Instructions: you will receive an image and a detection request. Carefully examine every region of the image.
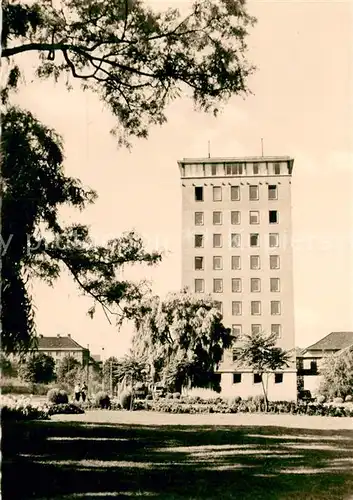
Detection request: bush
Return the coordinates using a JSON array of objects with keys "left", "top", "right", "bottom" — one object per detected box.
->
[
  {"left": 0, "top": 396, "right": 50, "bottom": 421},
  {"left": 48, "top": 403, "right": 85, "bottom": 416},
  {"left": 333, "top": 397, "right": 344, "bottom": 404},
  {"left": 47, "top": 389, "right": 69, "bottom": 404},
  {"left": 120, "top": 390, "right": 133, "bottom": 410},
  {"left": 232, "top": 396, "right": 242, "bottom": 404},
  {"left": 95, "top": 391, "right": 111, "bottom": 409},
  {"left": 316, "top": 395, "right": 326, "bottom": 404},
  {"left": 345, "top": 395, "right": 352, "bottom": 403}
]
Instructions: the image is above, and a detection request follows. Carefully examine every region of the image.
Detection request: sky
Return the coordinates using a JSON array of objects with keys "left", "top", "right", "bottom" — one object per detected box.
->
[{"left": 12, "top": 0, "right": 353, "bottom": 359}]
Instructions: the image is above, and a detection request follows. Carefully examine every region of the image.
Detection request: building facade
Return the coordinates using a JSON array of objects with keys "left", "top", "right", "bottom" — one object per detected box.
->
[{"left": 178, "top": 156, "right": 297, "bottom": 400}]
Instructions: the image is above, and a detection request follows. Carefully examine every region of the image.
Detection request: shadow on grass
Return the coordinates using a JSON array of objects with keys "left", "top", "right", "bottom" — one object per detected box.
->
[{"left": 2, "top": 419, "right": 353, "bottom": 499}]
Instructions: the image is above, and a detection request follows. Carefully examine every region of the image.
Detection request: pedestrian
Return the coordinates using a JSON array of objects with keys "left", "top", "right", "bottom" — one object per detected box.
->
[
  {"left": 74, "top": 383, "right": 81, "bottom": 402},
  {"left": 81, "top": 382, "right": 87, "bottom": 402}
]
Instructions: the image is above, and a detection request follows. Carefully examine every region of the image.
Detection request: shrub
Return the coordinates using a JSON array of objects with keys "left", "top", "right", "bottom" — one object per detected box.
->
[
  {"left": 333, "top": 397, "right": 344, "bottom": 404},
  {"left": 232, "top": 396, "right": 242, "bottom": 404},
  {"left": 345, "top": 395, "right": 352, "bottom": 403},
  {"left": 1, "top": 396, "right": 50, "bottom": 421},
  {"left": 316, "top": 395, "right": 326, "bottom": 404},
  {"left": 95, "top": 391, "right": 111, "bottom": 409},
  {"left": 120, "top": 390, "right": 133, "bottom": 410},
  {"left": 47, "top": 388, "right": 69, "bottom": 404},
  {"left": 48, "top": 403, "right": 85, "bottom": 416}
]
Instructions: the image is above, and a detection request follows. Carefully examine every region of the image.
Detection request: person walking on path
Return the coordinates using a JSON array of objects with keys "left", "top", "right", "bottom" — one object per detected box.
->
[
  {"left": 81, "top": 382, "right": 88, "bottom": 402},
  {"left": 74, "top": 383, "right": 81, "bottom": 402}
]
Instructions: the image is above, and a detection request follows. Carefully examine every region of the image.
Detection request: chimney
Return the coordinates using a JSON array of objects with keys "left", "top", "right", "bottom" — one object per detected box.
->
[
  {"left": 57, "top": 334, "right": 60, "bottom": 338},
  {"left": 39, "top": 334, "right": 43, "bottom": 338},
  {"left": 67, "top": 334, "right": 71, "bottom": 338}
]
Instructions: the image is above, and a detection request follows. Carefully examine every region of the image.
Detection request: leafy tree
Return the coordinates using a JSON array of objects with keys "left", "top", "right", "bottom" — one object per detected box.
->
[
  {"left": 1, "top": 107, "right": 161, "bottom": 354},
  {"left": 235, "top": 331, "right": 292, "bottom": 411},
  {"left": 127, "top": 290, "right": 233, "bottom": 393},
  {"left": 0, "top": 354, "right": 18, "bottom": 378},
  {"left": 56, "top": 355, "right": 81, "bottom": 381},
  {"left": 2, "top": 0, "right": 256, "bottom": 145},
  {"left": 18, "top": 352, "right": 56, "bottom": 383},
  {"left": 319, "top": 347, "right": 353, "bottom": 400},
  {"left": 102, "top": 356, "right": 119, "bottom": 391},
  {"left": 113, "top": 352, "right": 148, "bottom": 387}
]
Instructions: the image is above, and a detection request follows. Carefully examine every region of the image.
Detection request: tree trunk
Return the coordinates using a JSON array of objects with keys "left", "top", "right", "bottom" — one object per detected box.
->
[{"left": 260, "top": 373, "right": 268, "bottom": 412}]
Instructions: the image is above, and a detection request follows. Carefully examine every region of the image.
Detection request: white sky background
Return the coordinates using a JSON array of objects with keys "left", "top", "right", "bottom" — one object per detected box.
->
[{"left": 12, "top": 0, "right": 353, "bottom": 358}]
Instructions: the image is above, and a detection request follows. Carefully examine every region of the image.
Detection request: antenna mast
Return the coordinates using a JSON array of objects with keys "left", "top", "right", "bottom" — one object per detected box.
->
[
  {"left": 208, "top": 140, "right": 211, "bottom": 159},
  {"left": 261, "top": 138, "right": 264, "bottom": 157}
]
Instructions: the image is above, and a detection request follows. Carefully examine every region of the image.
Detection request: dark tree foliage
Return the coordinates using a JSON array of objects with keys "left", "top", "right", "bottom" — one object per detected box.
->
[
  {"left": 2, "top": 0, "right": 256, "bottom": 144},
  {"left": 1, "top": 107, "right": 161, "bottom": 354},
  {"left": 18, "top": 352, "right": 56, "bottom": 383}
]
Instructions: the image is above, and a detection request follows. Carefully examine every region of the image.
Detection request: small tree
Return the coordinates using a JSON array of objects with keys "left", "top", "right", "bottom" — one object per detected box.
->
[
  {"left": 18, "top": 353, "right": 56, "bottom": 384},
  {"left": 319, "top": 348, "right": 353, "bottom": 400},
  {"left": 56, "top": 355, "right": 81, "bottom": 382},
  {"left": 236, "top": 331, "right": 292, "bottom": 411}
]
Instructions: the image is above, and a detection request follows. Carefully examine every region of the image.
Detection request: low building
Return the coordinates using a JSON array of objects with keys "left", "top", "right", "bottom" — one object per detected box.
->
[
  {"left": 37, "top": 334, "right": 90, "bottom": 366},
  {"left": 297, "top": 331, "right": 353, "bottom": 394}
]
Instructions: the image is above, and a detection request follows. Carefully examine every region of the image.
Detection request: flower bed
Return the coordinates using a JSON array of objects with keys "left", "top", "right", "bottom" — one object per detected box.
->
[
  {"left": 48, "top": 403, "right": 85, "bottom": 416},
  {"left": 0, "top": 395, "right": 50, "bottom": 421}
]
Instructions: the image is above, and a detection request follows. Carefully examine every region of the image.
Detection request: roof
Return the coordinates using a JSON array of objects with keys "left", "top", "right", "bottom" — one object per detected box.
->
[
  {"left": 305, "top": 332, "right": 353, "bottom": 352},
  {"left": 37, "top": 335, "right": 85, "bottom": 350},
  {"left": 178, "top": 156, "right": 293, "bottom": 165}
]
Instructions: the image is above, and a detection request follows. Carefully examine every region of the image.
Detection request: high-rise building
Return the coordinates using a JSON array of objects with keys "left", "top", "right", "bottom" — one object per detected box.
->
[{"left": 178, "top": 156, "right": 297, "bottom": 401}]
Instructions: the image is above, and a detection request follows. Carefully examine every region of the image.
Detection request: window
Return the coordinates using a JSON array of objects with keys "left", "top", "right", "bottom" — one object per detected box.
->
[
  {"left": 195, "top": 212, "right": 204, "bottom": 225},
  {"left": 194, "top": 279, "right": 204, "bottom": 293},
  {"left": 269, "top": 233, "right": 279, "bottom": 247},
  {"left": 194, "top": 257, "right": 204, "bottom": 270},
  {"left": 274, "top": 162, "right": 281, "bottom": 175},
  {"left": 250, "top": 255, "right": 260, "bottom": 270},
  {"left": 251, "top": 278, "right": 261, "bottom": 293},
  {"left": 270, "top": 277, "right": 280, "bottom": 292},
  {"left": 213, "top": 233, "right": 222, "bottom": 248},
  {"left": 253, "top": 164, "right": 259, "bottom": 175},
  {"left": 270, "top": 255, "right": 280, "bottom": 269},
  {"left": 195, "top": 234, "right": 204, "bottom": 248},
  {"left": 251, "top": 324, "right": 262, "bottom": 334},
  {"left": 213, "top": 256, "right": 223, "bottom": 270},
  {"left": 251, "top": 301, "right": 261, "bottom": 315},
  {"left": 275, "top": 373, "right": 283, "bottom": 384},
  {"left": 211, "top": 164, "right": 217, "bottom": 176},
  {"left": 268, "top": 185, "right": 277, "bottom": 200},
  {"left": 213, "top": 211, "right": 222, "bottom": 225},
  {"left": 271, "top": 324, "right": 282, "bottom": 338},
  {"left": 269, "top": 210, "right": 278, "bottom": 224},
  {"left": 231, "top": 255, "right": 241, "bottom": 270},
  {"left": 232, "top": 278, "right": 242, "bottom": 293},
  {"left": 249, "top": 211, "right": 260, "bottom": 224},
  {"left": 271, "top": 301, "right": 281, "bottom": 315},
  {"left": 195, "top": 186, "right": 203, "bottom": 201},
  {"left": 232, "top": 324, "right": 242, "bottom": 337},
  {"left": 226, "top": 163, "right": 243, "bottom": 175},
  {"left": 233, "top": 373, "right": 242, "bottom": 384},
  {"left": 232, "top": 301, "right": 242, "bottom": 316},
  {"left": 253, "top": 374, "right": 262, "bottom": 384},
  {"left": 250, "top": 233, "right": 259, "bottom": 247},
  {"left": 231, "top": 233, "right": 241, "bottom": 248},
  {"left": 231, "top": 211, "right": 241, "bottom": 225},
  {"left": 230, "top": 185, "right": 240, "bottom": 201},
  {"left": 213, "top": 186, "right": 222, "bottom": 201},
  {"left": 213, "top": 278, "right": 223, "bottom": 293},
  {"left": 214, "top": 301, "right": 223, "bottom": 313},
  {"left": 249, "top": 185, "right": 259, "bottom": 200}
]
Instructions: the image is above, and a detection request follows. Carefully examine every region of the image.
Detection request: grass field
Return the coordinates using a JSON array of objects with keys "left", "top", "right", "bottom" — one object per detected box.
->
[{"left": 2, "top": 411, "right": 353, "bottom": 499}]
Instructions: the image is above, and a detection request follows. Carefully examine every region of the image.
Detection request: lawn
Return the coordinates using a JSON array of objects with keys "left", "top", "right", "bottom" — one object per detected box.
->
[{"left": 2, "top": 412, "right": 353, "bottom": 500}]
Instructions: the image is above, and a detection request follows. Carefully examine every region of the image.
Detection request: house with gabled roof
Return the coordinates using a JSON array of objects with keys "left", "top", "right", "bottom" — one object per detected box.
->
[
  {"left": 297, "top": 331, "right": 353, "bottom": 394},
  {"left": 37, "top": 334, "right": 90, "bottom": 366}
]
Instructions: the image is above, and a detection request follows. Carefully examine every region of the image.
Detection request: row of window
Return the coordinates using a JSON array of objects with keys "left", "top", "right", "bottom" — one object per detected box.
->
[
  {"left": 232, "top": 373, "right": 284, "bottom": 384},
  {"left": 194, "top": 184, "right": 277, "bottom": 202},
  {"left": 194, "top": 233, "right": 280, "bottom": 248},
  {"left": 213, "top": 162, "right": 282, "bottom": 177},
  {"left": 209, "top": 298, "right": 281, "bottom": 316},
  {"left": 182, "top": 162, "right": 283, "bottom": 178},
  {"left": 195, "top": 210, "right": 279, "bottom": 226},
  {"left": 195, "top": 255, "right": 280, "bottom": 270},
  {"left": 231, "top": 324, "right": 281, "bottom": 337},
  {"left": 195, "top": 277, "right": 281, "bottom": 293}
]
